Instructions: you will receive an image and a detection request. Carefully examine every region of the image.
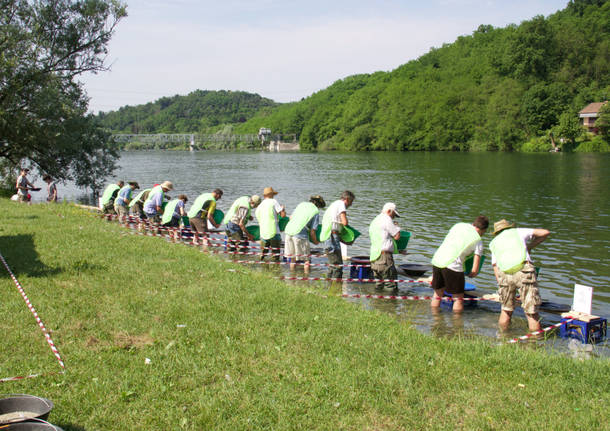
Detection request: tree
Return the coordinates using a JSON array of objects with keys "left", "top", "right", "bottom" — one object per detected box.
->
[
  {"left": 553, "top": 111, "right": 583, "bottom": 149},
  {"left": 596, "top": 103, "right": 610, "bottom": 143},
  {"left": 0, "top": 0, "right": 127, "bottom": 190}
]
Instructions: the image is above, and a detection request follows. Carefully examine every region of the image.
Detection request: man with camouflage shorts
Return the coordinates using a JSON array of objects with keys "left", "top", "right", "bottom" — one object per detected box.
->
[
  {"left": 224, "top": 195, "right": 261, "bottom": 252},
  {"left": 490, "top": 219, "right": 550, "bottom": 332}
]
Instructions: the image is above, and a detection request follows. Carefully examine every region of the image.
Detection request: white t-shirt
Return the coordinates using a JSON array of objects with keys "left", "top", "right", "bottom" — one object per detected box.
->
[
  {"left": 447, "top": 238, "right": 484, "bottom": 272},
  {"left": 491, "top": 228, "right": 535, "bottom": 265},
  {"left": 377, "top": 213, "right": 401, "bottom": 252},
  {"left": 262, "top": 198, "right": 283, "bottom": 234},
  {"left": 327, "top": 200, "right": 347, "bottom": 232}
]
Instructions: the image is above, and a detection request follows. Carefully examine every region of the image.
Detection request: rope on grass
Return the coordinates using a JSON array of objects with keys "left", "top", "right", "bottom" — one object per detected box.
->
[{"left": 0, "top": 251, "right": 65, "bottom": 377}]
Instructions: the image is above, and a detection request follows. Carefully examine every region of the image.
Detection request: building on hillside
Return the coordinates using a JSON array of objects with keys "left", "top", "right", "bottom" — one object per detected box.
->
[{"left": 579, "top": 101, "right": 607, "bottom": 134}]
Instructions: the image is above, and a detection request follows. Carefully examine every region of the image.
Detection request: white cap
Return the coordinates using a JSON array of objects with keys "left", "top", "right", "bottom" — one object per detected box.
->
[{"left": 382, "top": 202, "right": 400, "bottom": 217}]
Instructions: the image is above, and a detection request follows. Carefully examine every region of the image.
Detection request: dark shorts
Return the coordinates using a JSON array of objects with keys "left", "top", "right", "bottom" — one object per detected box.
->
[
  {"left": 163, "top": 217, "right": 180, "bottom": 228},
  {"left": 189, "top": 217, "right": 208, "bottom": 233},
  {"left": 431, "top": 266, "right": 465, "bottom": 294}
]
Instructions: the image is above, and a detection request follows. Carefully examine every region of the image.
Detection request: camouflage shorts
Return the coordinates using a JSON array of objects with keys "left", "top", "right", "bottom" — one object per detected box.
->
[{"left": 497, "top": 263, "right": 541, "bottom": 314}]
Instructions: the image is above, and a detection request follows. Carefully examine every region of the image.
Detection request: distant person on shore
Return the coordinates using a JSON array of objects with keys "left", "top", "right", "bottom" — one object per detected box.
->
[
  {"left": 16, "top": 168, "right": 36, "bottom": 203},
  {"left": 42, "top": 174, "right": 57, "bottom": 203},
  {"left": 255, "top": 187, "right": 286, "bottom": 261},
  {"left": 369, "top": 203, "right": 403, "bottom": 291},
  {"left": 188, "top": 189, "right": 223, "bottom": 246},
  {"left": 319, "top": 190, "right": 355, "bottom": 280},
  {"left": 114, "top": 182, "right": 139, "bottom": 218},
  {"left": 162, "top": 194, "right": 188, "bottom": 227},
  {"left": 143, "top": 181, "right": 173, "bottom": 224},
  {"left": 100, "top": 180, "right": 124, "bottom": 214},
  {"left": 129, "top": 187, "right": 151, "bottom": 219},
  {"left": 430, "top": 215, "right": 488, "bottom": 313},
  {"left": 284, "top": 195, "right": 325, "bottom": 273},
  {"left": 223, "top": 195, "right": 261, "bottom": 252},
  {"left": 489, "top": 219, "right": 550, "bottom": 332}
]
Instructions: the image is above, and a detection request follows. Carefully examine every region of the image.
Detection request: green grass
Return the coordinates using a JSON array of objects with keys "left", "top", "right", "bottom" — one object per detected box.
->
[{"left": 0, "top": 200, "right": 608, "bottom": 430}]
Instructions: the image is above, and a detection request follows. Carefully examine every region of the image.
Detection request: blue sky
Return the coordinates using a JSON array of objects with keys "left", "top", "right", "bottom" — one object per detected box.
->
[{"left": 81, "top": 0, "right": 568, "bottom": 113}]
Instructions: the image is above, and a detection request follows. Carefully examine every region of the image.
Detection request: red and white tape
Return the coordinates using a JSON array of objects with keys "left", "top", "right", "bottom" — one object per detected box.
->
[
  {"left": 277, "top": 276, "right": 430, "bottom": 284},
  {"left": 0, "top": 251, "right": 65, "bottom": 382},
  {"left": 506, "top": 318, "right": 574, "bottom": 344}
]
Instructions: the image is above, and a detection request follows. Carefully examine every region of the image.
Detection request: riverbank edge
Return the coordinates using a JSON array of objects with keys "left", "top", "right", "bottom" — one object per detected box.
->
[{"left": 0, "top": 199, "right": 608, "bottom": 430}]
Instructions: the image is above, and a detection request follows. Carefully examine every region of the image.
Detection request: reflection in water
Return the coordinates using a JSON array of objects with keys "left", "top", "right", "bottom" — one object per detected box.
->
[{"left": 55, "top": 151, "right": 609, "bottom": 354}]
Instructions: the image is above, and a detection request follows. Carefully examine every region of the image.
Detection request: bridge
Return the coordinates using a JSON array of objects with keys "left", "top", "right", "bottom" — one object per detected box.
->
[{"left": 111, "top": 133, "right": 299, "bottom": 151}]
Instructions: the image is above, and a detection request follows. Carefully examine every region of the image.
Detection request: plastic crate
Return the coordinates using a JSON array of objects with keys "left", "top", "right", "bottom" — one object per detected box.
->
[
  {"left": 559, "top": 317, "right": 607, "bottom": 344},
  {"left": 349, "top": 256, "right": 371, "bottom": 280}
]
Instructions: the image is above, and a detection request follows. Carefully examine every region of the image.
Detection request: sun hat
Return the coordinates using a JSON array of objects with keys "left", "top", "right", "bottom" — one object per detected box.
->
[
  {"left": 263, "top": 187, "right": 278, "bottom": 197},
  {"left": 310, "top": 195, "right": 326, "bottom": 208},
  {"left": 160, "top": 181, "right": 174, "bottom": 191},
  {"left": 250, "top": 195, "right": 261, "bottom": 205},
  {"left": 382, "top": 202, "right": 400, "bottom": 217},
  {"left": 493, "top": 219, "right": 515, "bottom": 236}
]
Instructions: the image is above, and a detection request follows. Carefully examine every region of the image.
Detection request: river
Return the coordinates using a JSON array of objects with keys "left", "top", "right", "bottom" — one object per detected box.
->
[{"left": 56, "top": 150, "right": 610, "bottom": 354}]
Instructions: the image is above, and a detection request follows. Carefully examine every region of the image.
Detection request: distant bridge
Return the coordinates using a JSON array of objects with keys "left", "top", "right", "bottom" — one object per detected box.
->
[{"left": 111, "top": 133, "right": 299, "bottom": 151}]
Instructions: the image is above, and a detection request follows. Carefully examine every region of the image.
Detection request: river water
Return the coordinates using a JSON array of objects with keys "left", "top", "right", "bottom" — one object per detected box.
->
[{"left": 57, "top": 150, "right": 610, "bottom": 354}]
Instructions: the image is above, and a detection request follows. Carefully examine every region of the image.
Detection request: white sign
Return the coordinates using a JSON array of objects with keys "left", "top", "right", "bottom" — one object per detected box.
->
[{"left": 572, "top": 284, "right": 594, "bottom": 314}]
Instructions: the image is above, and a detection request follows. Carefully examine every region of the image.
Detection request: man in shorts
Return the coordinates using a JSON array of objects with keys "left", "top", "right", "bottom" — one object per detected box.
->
[
  {"left": 188, "top": 189, "right": 223, "bottom": 246},
  {"left": 284, "top": 195, "right": 325, "bottom": 273},
  {"left": 255, "top": 187, "right": 286, "bottom": 261},
  {"left": 114, "top": 182, "right": 139, "bottom": 218},
  {"left": 43, "top": 175, "right": 58, "bottom": 202},
  {"left": 143, "top": 181, "right": 173, "bottom": 224},
  {"left": 430, "top": 215, "right": 488, "bottom": 313},
  {"left": 489, "top": 219, "right": 550, "bottom": 332},
  {"left": 16, "top": 168, "right": 35, "bottom": 203},
  {"left": 224, "top": 195, "right": 261, "bottom": 252}
]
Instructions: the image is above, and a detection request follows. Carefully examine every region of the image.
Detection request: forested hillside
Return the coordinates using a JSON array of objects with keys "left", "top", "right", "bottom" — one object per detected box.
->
[
  {"left": 97, "top": 90, "right": 278, "bottom": 133},
  {"left": 235, "top": 0, "right": 610, "bottom": 151}
]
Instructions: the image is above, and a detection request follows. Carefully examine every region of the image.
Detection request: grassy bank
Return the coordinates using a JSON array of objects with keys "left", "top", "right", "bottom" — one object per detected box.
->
[{"left": 0, "top": 200, "right": 608, "bottom": 430}]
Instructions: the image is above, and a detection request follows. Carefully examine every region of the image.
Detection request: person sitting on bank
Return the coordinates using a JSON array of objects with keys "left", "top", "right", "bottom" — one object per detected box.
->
[
  {"left": 42, "top": 175, "right": 57, "bottom": 203},
  {"left": 100, "top": 180, "right": 125, "bottom": 215},
  {"left": 187, "top": 189, "right": 223, "bottom": 246},
  {"left": 284, "top": 195, "right": 326, "bottom": 273},
  {"left": 255, "top": 187, "right": 286, "bottom": 262},
  {"left": 223, "top": 195, "right": 261, "bottom": 252},
  {"left": 430, "top": 215, "right": 489, "bottom": 313},
  {"left": 16, "top": 168, "right": 36, "bottom": 203},
  {"left": 489, "top": 219, "right": 550, "bottom": 332},
  {"left": 114, "top": 182, "right": 139, "bottom": 219},
  {"left": 319, "top": 191, "right": 355, "bottom": 280},
  {"left": 129, "top": 187, "right": 151, "bottom": 219},
  {"left": 369, "top": 203, "right": 404, "bottom": 292},
  {"left": 143, "top": 181, "right": 173, "bottom": 224},
  {"left": 162, "top": 194, "right": 188, "bottom": 230}
]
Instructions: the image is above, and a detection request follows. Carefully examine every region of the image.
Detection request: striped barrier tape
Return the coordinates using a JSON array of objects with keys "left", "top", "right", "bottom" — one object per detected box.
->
[
  {"left": 277, "top": 276, "right": 430, "bottom": 284},
  {"left": 0, "top": 251, "right": 65, "bottom": 379},
  {"left": 341, "top": 293, "right": 486, "bottom": 301},
  {"left": 506, "top": 318, "right": 574, "bottom": 344}
]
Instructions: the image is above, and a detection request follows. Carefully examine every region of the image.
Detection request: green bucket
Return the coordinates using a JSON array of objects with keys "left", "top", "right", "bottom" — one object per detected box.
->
[
  {"left": 279, "top": 216, "right": 290, "bottom": 232},
  {"left": 464, "top": 255, "right": 486, "bottom": 274},
  {"left": 181, "top": 216, "right": 190, "bottom": 227},
  {"left": 213, "top": 209, "right": 224, "bottom": 226},
  {"left": 340, "top": 225, "right": 361, "bottom": 244},
  {"left": 310, "top": 225, "right": 322, "bottom": 243},
  {"left": 246, "top": 225, "right": 260, "bottom": 241},
  {"left": 395, "top": 231, "right": 411, "bottom": 251}
]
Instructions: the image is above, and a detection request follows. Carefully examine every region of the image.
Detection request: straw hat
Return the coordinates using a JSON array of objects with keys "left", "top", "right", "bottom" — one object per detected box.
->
[
  {"left": 493, "top": 219, "right": 515, "bottom": 236},
  {"left": 160, "top": 181, "right": 174, "bottom": 191},
  {"left": 263, "top": 187, "right": 278, "bottom": 197}
]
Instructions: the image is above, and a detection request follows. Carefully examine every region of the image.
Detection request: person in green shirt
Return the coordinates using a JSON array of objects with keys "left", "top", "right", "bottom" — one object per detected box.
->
[
  {"left": 188, "top": 189, "right": 223, "bottom": 246},
  {"left": 100, "top": 180, "right": 124, "bottom": 214}
]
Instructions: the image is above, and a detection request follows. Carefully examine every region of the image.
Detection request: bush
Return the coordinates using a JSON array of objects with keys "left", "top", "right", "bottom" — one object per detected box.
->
[
  {"left": 574, "top": 135, "right": 610, "bottom": 152},
  {"left": 519, "top": 135, "right": 552, "bottom": 152}
]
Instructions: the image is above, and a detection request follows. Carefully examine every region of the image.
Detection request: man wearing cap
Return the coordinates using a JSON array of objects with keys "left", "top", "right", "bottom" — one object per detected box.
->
[
  {"left": 369, "top": 203, "right": 403, "bottom": 291},
  {"left": 162, "top": 194, "right": 189, "bottom": 228},
  {"left": 430, "top": 215, "right": 489, "bottom": 313},
  {"left": 188, "top": 189, "right": 223, "bottom": 246},
  {"left": 16, "top": 168, "right": 36, "bottom": 203},
  {"left": 489, "top": 219, "right": 550, "bottom": 332},
  {"left": 284, "top": 195, "right": 326, "bottom": 273},
  {"left": 114, "top": 181, "right": 140, "bottom": 218},
  {"left": 319, "top": 191, "right": 355, "bottom": 280},
  {"left": 223, "top": 195, "right": 261, "bottom": 252},
  {"left": 100, "top": 180, "right": 124, "bottom": 214},
  {"left": 255, "top": 187, "right": 286, "bottom": 261},
  {"left": 143, "top": 181, "right": 173, "bottom": 224}
]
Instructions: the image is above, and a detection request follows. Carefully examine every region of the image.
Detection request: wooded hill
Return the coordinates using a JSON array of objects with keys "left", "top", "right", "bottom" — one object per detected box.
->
[
  {"left": 97, "top": 0, "right": 610, "bottom": 151},
  {"left": 96, "top": 90, "right": 278, "bottom": 134},
  {"left": 235, "top": 0, "right": 610, "bottom": 151}
]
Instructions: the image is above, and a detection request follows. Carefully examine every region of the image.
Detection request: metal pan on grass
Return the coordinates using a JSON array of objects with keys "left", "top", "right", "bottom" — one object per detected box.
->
[{"left": 0, "top": 395, "right": 53, "bottom": 425}]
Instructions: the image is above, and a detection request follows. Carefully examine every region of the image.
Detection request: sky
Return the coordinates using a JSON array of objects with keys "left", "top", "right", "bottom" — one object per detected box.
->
[{"left": 80, "top": 0, "right": 568, "bottom": 114}]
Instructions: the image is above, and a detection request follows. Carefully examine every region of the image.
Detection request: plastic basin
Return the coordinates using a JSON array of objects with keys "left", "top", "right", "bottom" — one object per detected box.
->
[
  {"left": 246, "top": 225, "right": 260, "bottom": 240},
  {"left": 395, "top": 231, "right": 411, "bottom": 250},
  {"left": 340, "top": 225, "right": 361, "bottom": 244},
  {"left": 464, "top": 255, "right": 486, "bottom": 274},
  {"left": 0, "top": 395, "right": 53, "bottom": 425},
  {"left": 278, "top": 216, "right": 290, "bottom": 232}
]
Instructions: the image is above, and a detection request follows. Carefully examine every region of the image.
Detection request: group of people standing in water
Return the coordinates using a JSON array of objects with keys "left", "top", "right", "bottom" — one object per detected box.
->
[{"left": 99, "top": 180, "right": 550, "bottom": 332}]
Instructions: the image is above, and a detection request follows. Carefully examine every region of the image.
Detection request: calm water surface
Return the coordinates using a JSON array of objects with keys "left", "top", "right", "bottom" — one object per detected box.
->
[{"left": 59, "top": 151, "right": 610, "bottom": 354}]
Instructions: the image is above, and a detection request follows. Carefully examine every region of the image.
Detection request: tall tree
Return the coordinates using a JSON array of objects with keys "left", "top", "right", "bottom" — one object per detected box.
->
[{"left": 0, "top": 0, "right": 126, "bottom": 190}]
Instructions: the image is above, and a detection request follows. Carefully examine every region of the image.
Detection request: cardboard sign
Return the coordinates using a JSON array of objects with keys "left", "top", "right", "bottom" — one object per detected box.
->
[{"left": 572, "top": 284, "right": 594, "bottom": 314}]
